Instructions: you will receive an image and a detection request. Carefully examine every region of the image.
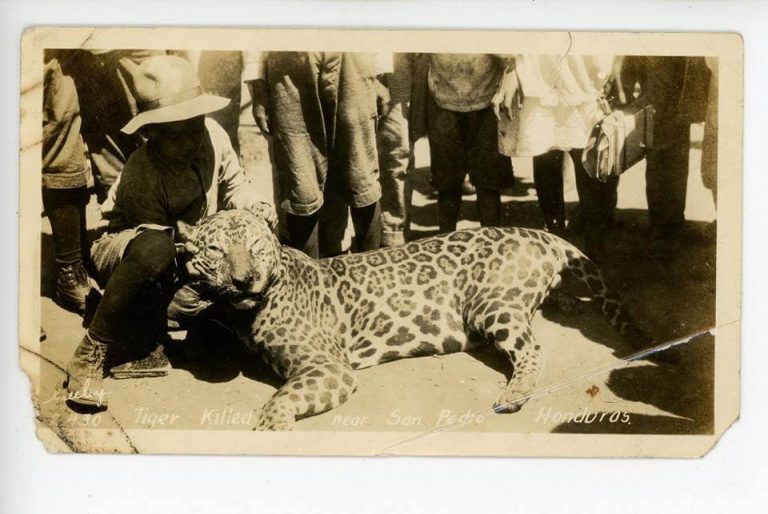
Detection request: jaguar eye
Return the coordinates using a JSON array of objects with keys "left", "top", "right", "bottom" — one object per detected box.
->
[{"left": 206, "top": 245, "right": 223, "bottom": 256}]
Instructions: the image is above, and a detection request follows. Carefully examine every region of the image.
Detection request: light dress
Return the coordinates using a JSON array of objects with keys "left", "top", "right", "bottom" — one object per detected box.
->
[{"left": 512, "top": 54, "right": 614, "bottom": 157}]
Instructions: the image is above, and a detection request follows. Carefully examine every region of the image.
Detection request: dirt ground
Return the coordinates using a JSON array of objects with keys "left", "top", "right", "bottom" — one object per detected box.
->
[{"left": 30, "top": 125, "right": 716, "bottom": 452}]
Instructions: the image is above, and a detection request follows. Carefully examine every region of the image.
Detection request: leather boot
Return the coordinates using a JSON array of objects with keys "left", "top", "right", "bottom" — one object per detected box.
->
[
  {"left": 55, "top": 261, "right": 92, "bottom": 313},
  {"left": 65, "top": 333, "right": 109, "bottom": 411}
]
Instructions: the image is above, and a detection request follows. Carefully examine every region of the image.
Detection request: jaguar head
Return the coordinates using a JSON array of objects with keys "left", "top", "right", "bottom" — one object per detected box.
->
[{"left": 177, "top": 209, "right": 280, "bottom": 310}]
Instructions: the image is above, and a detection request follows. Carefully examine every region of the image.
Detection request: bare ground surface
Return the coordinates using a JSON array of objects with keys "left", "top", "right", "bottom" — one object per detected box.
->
[{"left": 29, "top": 127, "right": 717, "bottom": 452}]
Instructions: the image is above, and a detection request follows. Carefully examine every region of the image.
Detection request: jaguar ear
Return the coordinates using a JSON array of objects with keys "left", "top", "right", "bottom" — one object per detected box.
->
[{"left": 176, "top": 219, "right": 200, "bottom": 254}]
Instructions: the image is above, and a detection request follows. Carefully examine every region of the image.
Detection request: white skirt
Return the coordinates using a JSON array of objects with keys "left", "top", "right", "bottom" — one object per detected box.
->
[{"left": 513, "top": 97, "right": 601, "bottom": 157}]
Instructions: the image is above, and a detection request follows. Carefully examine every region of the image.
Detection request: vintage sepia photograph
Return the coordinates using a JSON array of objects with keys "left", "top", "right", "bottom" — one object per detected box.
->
[{"left": 18, "top": 28, "right": 742, "bottom": 456}]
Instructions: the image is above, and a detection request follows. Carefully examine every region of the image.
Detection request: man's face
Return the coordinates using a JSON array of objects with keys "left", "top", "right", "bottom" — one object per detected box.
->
[{"left": 145, "top": 116, "right": 206, "bottom": 166}]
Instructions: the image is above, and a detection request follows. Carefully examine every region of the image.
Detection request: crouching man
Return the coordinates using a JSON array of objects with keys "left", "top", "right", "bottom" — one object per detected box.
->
[{"left": 65, "top": 55, "right": 274, "bottom": 412}]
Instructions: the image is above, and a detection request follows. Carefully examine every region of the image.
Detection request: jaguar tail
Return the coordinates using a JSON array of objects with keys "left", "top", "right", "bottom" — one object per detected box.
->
[{"left": 562, "top": 245, "right": 654, "bottom": 348}]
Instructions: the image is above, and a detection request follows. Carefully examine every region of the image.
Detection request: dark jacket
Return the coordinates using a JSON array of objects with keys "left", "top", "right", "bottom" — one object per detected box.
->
[{"left": 621, "top": 56, "right": 710, "bottom": 145}]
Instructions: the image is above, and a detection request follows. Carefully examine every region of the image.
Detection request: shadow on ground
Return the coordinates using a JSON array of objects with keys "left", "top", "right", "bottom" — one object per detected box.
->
[
  {"left": 163, "top": 321, "right": 284, "bottom": 388},
  {"left": 553, "top": 332, "right": 715, "bottom": 434}
]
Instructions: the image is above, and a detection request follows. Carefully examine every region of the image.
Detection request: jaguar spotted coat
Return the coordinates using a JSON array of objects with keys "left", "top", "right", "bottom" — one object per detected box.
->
[{"left": 179, "top": 209, "right": 651, "bottom": 430}]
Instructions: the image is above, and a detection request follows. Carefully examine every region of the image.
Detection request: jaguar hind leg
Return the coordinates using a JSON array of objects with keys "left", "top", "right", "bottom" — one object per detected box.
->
[
  {"left": 255, "top": 356, "right": 358, "bottom": 431},
  {"left": 475, "top": 308, "right": 542, "bottom": 414},
  {"left": 493, "top": 326, "right": 542, "bottom": 413},
  {"left": 467, "top": 292, "right": 543, "bottom": 412}
]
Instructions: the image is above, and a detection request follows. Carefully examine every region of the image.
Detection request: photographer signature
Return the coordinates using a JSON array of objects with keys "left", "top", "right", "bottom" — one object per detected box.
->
[{"left": 41, "top": 379, "right": 109, "bottom": 408}]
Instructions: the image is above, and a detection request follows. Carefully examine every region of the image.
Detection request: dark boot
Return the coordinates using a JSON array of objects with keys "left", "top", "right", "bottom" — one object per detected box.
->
[
  {"left": 65, "top": 333, "right": 109, "bottom": 411},
  {"left": 43, "top": 186, "right": 92, "bottom": 312},
  {"left": 351, "top": 202, "right": 383, "bottom": 252},
  {"left": 55, "top": 261, "right": 92, "bottom": 313},
  {"left": 437, "top": 187, "right": 463, "bottom": 233}
]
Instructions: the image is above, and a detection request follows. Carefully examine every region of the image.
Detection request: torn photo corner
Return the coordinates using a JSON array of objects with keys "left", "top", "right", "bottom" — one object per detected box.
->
[{"left": 19, "top": 27, "right": 742, "bottom": 457}]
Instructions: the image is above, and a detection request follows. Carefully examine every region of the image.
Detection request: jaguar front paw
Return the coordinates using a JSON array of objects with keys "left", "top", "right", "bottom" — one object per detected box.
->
[{"left": 252, "top": 402, "right": 295, "bottom": 431}]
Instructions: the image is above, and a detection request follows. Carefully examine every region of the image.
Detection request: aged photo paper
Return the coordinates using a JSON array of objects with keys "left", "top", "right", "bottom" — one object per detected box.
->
[{"left": 18, "top": 27, "right": 742, "bottom": 456}]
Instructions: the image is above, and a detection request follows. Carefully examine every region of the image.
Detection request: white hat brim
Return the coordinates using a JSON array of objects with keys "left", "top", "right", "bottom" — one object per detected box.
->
[{"left": 121, "top": 94, "right": 230, "bottom": 134}]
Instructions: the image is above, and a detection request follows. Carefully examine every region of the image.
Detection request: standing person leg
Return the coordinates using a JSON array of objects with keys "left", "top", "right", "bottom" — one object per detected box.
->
[
  {"left": 377, "top": 102, "right": 412, "bottom": 246},
  {"left": 42, "top": 52, "right": 93, "bottom": 313},
  {"left": 334, "top": 53, "right": 383, "bottom": 253},
  {"left": 572, "top": 148, "right": 619, "bottom": 259},
  {"left": 532, "top": 149, "right": 566, "bottom": 236},
  {"left": 285, "top": 213, "right": 321, "bottom": 258},
  {"left": 404, "top": 151, "right": 415, "bottom": 236},
  {"left": 436, "top": 188, "right": 463, "bottom": 233},
  {"left": 42, "top": 188, "right": 92, "bottom": 311},
  {"left": 475, "top": 187, "right": 501, "bottom": 228},
  {"left": 268, "top": 52, "right": 329, "bottom": 259},
  {"left": 316, "top": 52, "right": 352, "bottom": 257},
  {"left": 645, "top": 124, "right": 691, "bottom": 253},
  {"left": 378, "top": 54, "right": 413, "bottom": 247},
  {"left": 426, "top": 92, "right": 467, "bottom": 233},
  {"left": 318, "top": 176, "right": 349, "bottom": 257},
  {"left": 467, "top": 107, "right": 505, "bottom": 228},
  {"left": 350, "top": 202, "right": 382, "bottom": 252}
]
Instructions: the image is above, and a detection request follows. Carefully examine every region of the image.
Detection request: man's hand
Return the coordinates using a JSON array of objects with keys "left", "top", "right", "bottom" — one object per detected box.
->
[
  {"left": 376, "top": 74, "right": 392, "bottom": 119},
  {"left": 249, "top": 201, "right": 279, "bottom": 232},
  {"left": 175, "top": 220, "right": 200, "bottom": 256},
  {"left": 249, "top": 79, "right": 272, "bottom": 136},
  {"left": 491, "top": 69, "right": 519, "bottom": 122}
]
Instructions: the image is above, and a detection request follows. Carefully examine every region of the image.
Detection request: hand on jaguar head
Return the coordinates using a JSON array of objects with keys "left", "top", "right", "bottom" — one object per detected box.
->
[{"left": 174, "top": 210, "right": 280, "bottom": 311}]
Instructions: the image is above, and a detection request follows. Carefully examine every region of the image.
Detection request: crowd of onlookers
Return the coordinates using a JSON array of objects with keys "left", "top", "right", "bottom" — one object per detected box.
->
[{"left": 41, "top": 50, "right": 717, "bottom": 411}]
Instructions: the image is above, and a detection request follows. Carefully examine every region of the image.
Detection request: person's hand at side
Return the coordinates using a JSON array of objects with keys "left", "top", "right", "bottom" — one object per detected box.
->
[
  {"left": 376, "top": 73, "right": 392, "bottom": 119},
  {"left": 249, "top": 79, "right": 272, "bottom": 136},
  {"left": 491, "top": 68, "right": 519, "bottom": 122}
]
